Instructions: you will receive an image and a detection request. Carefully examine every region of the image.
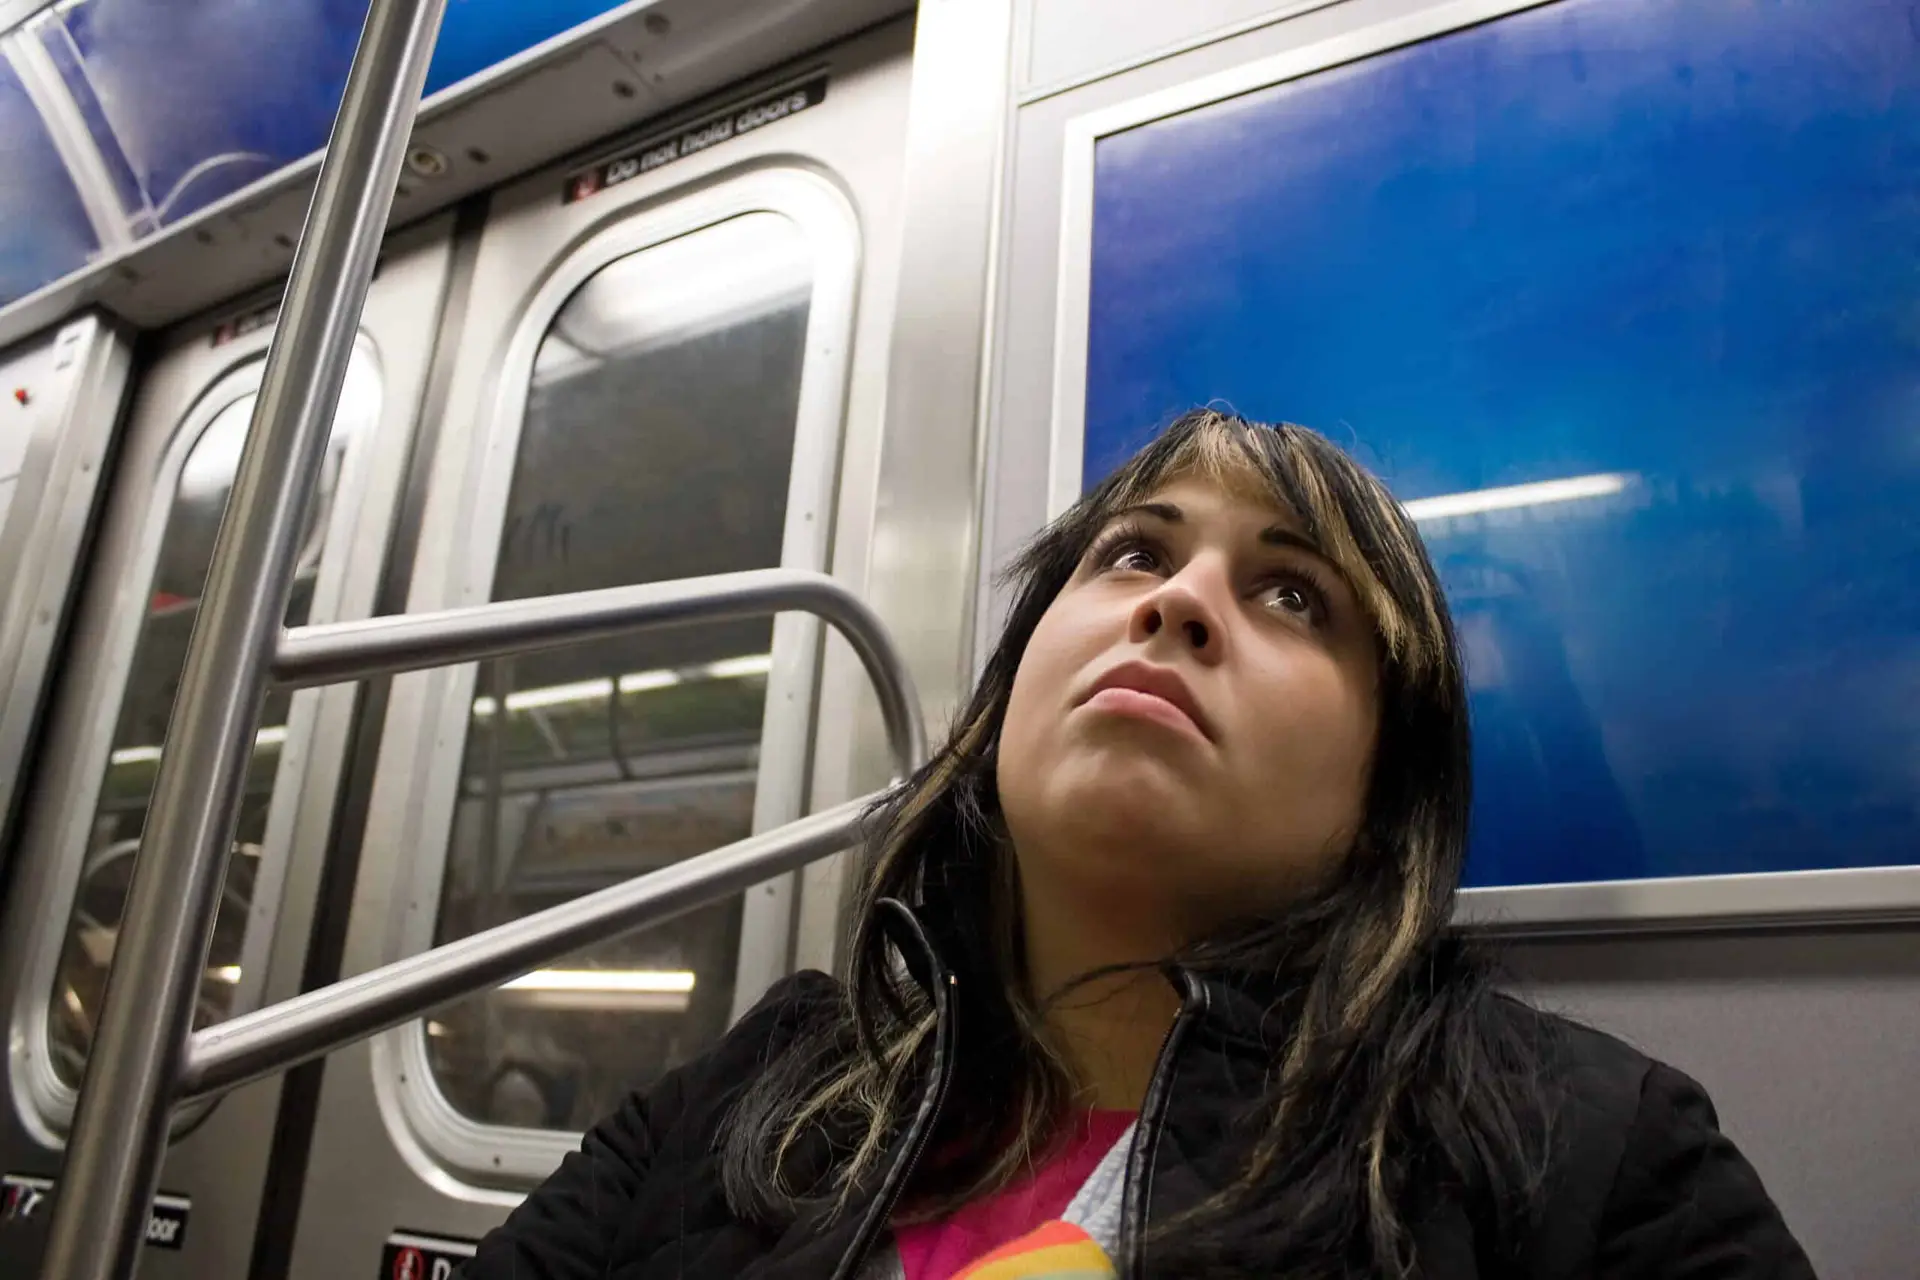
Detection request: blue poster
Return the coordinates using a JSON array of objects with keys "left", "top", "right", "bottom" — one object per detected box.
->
[
  {"left": 43, "top": 0, "right": 632, "bottom": 229},
  {"left": 0, "top": 57, "right": 100, "bottom": 305},
  {"left": 1084, "top": 0, "right": 1920, "bottom": 888},
  {"left": 0, "top": 0, "right": 633, "bottom": 307}
]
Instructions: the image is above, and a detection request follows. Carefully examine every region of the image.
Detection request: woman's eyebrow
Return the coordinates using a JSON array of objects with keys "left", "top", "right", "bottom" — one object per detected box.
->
[
  {"left": 1108, "top": 500, "right": 1338, "bottom": 573},
  {"left": 1259, "top": 524, "right": 1327, "bottom": 559},
  {"left": 1259, "top": 523, "right": 1355, "bottom": 592},
  {"left": 1108, "top": 500, "right": 1183, "bottom": 525}
]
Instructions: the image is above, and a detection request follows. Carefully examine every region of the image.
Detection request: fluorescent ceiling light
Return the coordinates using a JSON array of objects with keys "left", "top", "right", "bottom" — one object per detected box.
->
[
  {"left": 1402, "top": 472, "right": 1631, "bottom": 522},
  {"left": 507, "top": 677, "right": 614, "bottom": 713},
  {"left": 109, "top": 744, "right": 164, "bottom": 767},
  {"left": 700, "top": 654, "right": 773, "bottom": 680},
  {"left": 500, "top": 968, "right": 696, "bottom": 994},
  {"left": 618, "top": 669, "right": 682, "bottom": 694},
  {"left": 109, "top": 723, "right": 289, "bottom": 768},
  {"left": 469, "top": 654, "right": 767, "bottom": 718},
  {"left": 209, "top": 965, "right": 242, "bottom": 985}
]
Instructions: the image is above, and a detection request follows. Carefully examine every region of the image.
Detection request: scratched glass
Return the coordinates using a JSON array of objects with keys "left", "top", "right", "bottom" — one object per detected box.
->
[{"left": 423, "top": 212, "right": 815, "bottom": 1132}]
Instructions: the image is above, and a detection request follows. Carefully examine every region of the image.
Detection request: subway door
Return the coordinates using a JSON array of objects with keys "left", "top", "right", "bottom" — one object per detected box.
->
[
  {"left": 288, "top": 20, "right": 913, "bottom": 1278},
  {"left": 0, "top": 219, "right": 453, "bottom": 1279},
  {"left": 0, "top": 315, "right": 133, "bottom": 887}
]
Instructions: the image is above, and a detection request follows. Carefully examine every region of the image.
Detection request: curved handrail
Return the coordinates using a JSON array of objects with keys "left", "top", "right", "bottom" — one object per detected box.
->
[
  {"left": 174, "top": 566, "right": 926, "bottom": 1101},
  {"left": 272, "top": 566, "right": 926, "bottom": 778}
]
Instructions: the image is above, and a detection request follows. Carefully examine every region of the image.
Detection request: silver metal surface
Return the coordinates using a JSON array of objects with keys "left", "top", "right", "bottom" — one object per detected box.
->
[
  {"left": 863, "top": 0, "right": 1015, "bottom": 763},
  {"left": 312, "top": 168, "right": 865, "bottom": 1108},
  {"left": 0, "top": 1, "right": 52, "bottom": 34},
  {"left": 793, "top": 0, "right": 1017, "bottom": 979},
  {"left": 0, "top": 317, "right": 130, "bottom": 864},
  {"left": 0, "top": 227, "right": 453, "bottom": 1280},
  {"left": 372, "top": 113, "right": 878, "bottom": 1189},
  {"left": 282, "top": 28, "right": 918, "bottom": 1272},
  {"left": 1019, "top": 0, "right": 1342, "bottom": 103},
  {"left": 274, "top": 568, "right": 924, "bottom": 779},
  {"left": 179, "top": 794, "right": 877, "bottom": 1101},
  {"left": 12, "top": 359, "right": 270, "bottom": 1136},
  {"left": 34, "top": 1, "right": 448, "bottom": 1275}
]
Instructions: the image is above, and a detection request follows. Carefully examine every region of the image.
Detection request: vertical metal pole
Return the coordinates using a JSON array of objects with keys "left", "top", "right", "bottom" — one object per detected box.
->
[{"left": 36, "top": 2, "right": 447, "bottom": 1277}]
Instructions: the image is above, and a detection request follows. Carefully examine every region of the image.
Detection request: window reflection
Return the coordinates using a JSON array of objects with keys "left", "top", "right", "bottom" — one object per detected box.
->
[
  {"left": 425, "top": 212, "right": 815, "bottom": 1134},
  {"left": 47, "top": 355, "right": 380, "bottom": 1090}
]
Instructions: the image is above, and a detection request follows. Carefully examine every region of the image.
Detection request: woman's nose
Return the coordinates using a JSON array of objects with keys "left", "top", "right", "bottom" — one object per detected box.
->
[{"left": 1130, "top": 574, "right": 1223, "bottom": 659}]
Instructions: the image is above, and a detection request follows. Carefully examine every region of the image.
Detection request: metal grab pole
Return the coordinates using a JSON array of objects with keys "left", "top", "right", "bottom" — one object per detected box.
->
[{"left": 36, "top": 2, "right": 447, "bottom": 1277}]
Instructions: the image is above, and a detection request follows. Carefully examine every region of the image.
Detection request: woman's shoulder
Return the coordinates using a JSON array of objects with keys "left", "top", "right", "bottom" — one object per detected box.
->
[
  {"left": 691, "top": 968, "right": 847, "bottom": 1085},
  {"left": 1480, "top": 994, "right": 1816, "bottom": 1278},
  {"left": 1483, "top": 992, "right": 1661, "bottom": 1113},
  {"left": 724, "top": 968, "right": 847, "bottom": 1049}
]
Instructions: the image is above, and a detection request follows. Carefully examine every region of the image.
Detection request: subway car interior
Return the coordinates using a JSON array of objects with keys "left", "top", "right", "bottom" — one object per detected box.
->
[{"left": 0, "top": 0, "right": 1915, "bottom": 1276}]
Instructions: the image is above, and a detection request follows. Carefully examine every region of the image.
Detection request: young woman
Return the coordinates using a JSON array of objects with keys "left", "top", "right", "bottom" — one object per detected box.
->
[{"left": 463, "top": 410, "right": 1813, "bottom": 1280}]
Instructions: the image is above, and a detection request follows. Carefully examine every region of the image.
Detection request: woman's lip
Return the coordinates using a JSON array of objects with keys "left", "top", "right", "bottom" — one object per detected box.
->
[{"left": 1083, "top": 685, "right": 1208, "bottom": 740}]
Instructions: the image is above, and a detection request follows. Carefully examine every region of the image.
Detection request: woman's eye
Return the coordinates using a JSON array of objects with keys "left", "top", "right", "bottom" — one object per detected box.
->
[
  {"left": 1260, "top": 580, "right": 1322, "bottom": 623},
  {"left": 1092, "top": 533, "right": 1163, "bottom": 574}
]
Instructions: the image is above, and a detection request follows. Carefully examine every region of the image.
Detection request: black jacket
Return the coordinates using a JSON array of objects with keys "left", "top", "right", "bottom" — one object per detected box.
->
[{"left": 463, "top": 904, "right": 1815, "bottom": 1279}]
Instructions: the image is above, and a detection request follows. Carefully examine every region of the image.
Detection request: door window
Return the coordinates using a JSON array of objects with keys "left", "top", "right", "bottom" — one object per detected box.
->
[
  {"left": 421, "top": 212, "right": 817, "bottom": 1132},
  {"left": 46, "top": 355, "right": 380, "bottom": 1089}
]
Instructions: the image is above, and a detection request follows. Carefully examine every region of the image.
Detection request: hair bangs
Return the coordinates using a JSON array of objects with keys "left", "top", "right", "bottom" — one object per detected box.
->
[{"left": 1091, "top": 409, "right": 1445, "bottom": 685}]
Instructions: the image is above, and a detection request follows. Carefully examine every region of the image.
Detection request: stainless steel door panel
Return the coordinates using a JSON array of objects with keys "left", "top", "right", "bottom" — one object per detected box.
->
[
  {"left": 288, "top": 22, "right": 919, "bottom": 1278},
  {"left": 0, "top": 218, "right": 452, "bottom": 1280},
  {"left": 0, "top": 315, "right": 133, "bottom": 871}
]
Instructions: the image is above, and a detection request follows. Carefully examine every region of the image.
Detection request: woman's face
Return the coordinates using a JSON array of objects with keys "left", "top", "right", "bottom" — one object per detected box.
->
[{"left": 997, "top": 476, "right": 1383, "bottom": 934}]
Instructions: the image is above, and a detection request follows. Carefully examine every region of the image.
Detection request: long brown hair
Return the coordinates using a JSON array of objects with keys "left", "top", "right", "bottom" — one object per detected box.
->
[{"left": 724, "top": 410, "right": 1550, "bottom": 1277}]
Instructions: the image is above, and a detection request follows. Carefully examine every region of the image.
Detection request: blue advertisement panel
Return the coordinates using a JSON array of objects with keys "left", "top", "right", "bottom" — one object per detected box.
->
[
  {"left": 43, "top": 0, "right": 632, "bottom": 228},
  {"left": 0, "top": 0, "right": 631, "bottom": 307},
  {"left": 1083, "top": 0, "right": 1920, "bottom": 889},
  {"left": 0, "top": 54, "right": 100, "bottom": 305}
]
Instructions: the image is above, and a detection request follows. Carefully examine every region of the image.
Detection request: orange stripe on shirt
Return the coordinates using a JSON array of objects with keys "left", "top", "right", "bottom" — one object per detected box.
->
[{"left": 950, "top": 1220, "right": 1117, "bottom": 1280}]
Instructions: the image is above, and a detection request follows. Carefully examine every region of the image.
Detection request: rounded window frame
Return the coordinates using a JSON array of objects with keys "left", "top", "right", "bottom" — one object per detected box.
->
[
  {"left": 366, "top": 165, "right": 863, "bottom": 1187},
  {"left": 7, "top": 337, "right": 387, "bottom": 1141}
]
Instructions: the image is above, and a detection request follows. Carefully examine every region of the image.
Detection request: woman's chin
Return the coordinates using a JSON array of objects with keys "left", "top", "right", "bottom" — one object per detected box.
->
[{"left": 1042, "top": 760, "right": 1207, "bottom": 853}]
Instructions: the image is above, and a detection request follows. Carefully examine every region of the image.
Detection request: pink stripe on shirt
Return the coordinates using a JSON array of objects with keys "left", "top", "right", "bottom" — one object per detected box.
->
[{"left": 895, "top": 1109, "right": 1136, "bottom": 1280}]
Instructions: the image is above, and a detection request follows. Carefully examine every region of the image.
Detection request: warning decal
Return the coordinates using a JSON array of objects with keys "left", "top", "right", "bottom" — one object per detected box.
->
[
  {"left": 380, "top": 1229, "right": 479, "bottom": 1280},
  {"left": 564, "top": 74, "right": 829, "bottom": 203}
]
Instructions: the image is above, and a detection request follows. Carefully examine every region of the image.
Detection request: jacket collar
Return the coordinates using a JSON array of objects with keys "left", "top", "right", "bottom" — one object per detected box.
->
[{"left": 886, "top": 898, "right": 1291, "bottom": 1057}]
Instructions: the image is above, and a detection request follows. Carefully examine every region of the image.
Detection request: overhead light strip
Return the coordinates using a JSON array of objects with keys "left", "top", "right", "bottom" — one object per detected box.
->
[
  {"left": 1402, "top": 472, "right": 1632, "bottom": 522},
  {"left": 499, "top": 968, "right": 697, "bottom": 994},
  {"left": 111, "top": 652, "right": 773, "bottom": 763},
  {"left": 471, "top": 652, "right": 769, "bottom": 719}
]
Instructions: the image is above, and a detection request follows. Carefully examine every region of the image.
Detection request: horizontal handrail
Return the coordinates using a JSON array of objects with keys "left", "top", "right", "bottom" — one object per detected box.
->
[
  {"left": 169, "top": 567, "right": 926, "bottom": 1102},
  {"left": 273, "top": 567, "right": 926, "bottom": 777},
  {"left": 178, "top": 795, "right": 877, "bottom": 1102}
]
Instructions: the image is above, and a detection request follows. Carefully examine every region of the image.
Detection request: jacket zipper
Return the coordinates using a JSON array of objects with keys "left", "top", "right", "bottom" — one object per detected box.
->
[
  {"left": 827, "top": 972, "right": 958, "bottom": 1280},
  {"left": 1118, "top": 971, "right": 1208, "bottom": 1280}
]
